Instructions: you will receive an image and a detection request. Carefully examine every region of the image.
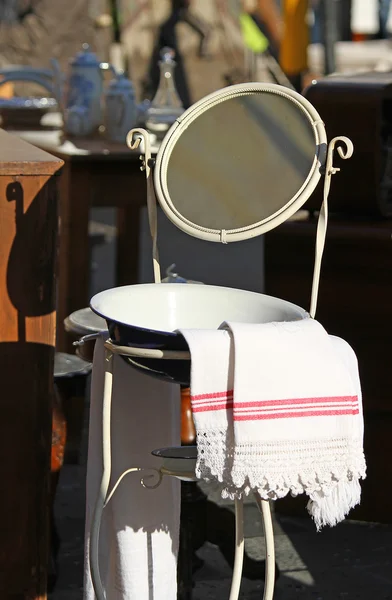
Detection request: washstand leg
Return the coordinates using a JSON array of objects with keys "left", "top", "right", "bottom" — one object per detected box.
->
[
  {"left": 178, "top": 482, "right": 196, "bottom": 600},
  {"left": 178, "top": 386, "right": 197, "bottom": 600},
  {"left": 254, "top": 495, "right": 275, "bottom": 600},
  {"left": 90, "top": 349, "right": 114, "bottom": 600},
  {"left": 228, "top": 498, "right": 245, "bottom": 600}
]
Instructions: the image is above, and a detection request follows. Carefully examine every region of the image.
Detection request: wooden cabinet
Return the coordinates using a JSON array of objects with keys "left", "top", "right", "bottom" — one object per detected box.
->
[
  {"left": 265, "top": 217, "right": 392, "bottom": 523},
  {"left": 0, "top": 130, "right": 63, "bottom": 599},
  {"left": 304, "top": 72, "right": 392, "bottom": 217}
]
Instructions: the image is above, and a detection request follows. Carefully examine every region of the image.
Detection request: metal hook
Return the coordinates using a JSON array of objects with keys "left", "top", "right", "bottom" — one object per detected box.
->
[{"left": 325, "top": 135, "right": 354, "bottom": 176}]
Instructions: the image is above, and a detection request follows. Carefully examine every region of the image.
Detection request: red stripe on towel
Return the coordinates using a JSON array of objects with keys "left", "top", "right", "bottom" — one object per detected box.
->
[
  {"left": 234, "top": 408, "right": 360, "bottom": 421},
  {"left": 234, "top": 396, "right": 358, "bottom": 409},
  {"left": 191, "top": 394, "right": 358, "bottom": 415},
  {"left": 192, "top": 396, "right": 234, "bottom": 408},
  {"left": 192, "top": 400, "right": 234, "bottom": 413},
  {"left": 191, "top": 390, "right": 233, "bottom": 401}
]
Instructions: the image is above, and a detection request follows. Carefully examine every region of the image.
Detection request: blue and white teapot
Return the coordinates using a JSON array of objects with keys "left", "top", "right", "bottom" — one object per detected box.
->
[
  {"left": 64, "top": 43, "right": 109, "bottom": 137},
  {"left": 0, "top": 43, "right": 110, "bottom": 137}
]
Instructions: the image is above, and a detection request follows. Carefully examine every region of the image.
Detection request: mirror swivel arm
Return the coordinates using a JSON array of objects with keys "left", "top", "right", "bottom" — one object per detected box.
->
[{"left": 127, "top": 128, "right": 161, "bottom": 283}]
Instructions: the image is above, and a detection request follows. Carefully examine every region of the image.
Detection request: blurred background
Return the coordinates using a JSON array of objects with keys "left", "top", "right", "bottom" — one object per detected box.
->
[
  {"left": 2, "top": 3, "right": 392, "bottom": 600},
  {"left": 1, "top": 0, "right": 392, "bottom": 104}
]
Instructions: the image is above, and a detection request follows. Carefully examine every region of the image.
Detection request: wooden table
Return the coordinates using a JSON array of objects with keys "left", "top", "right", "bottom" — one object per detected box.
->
[
  {"left": 264, "top": 216, "right": 392, "bottom": 523},
  {"left": 10, "top": 126, "right": 153, "bottom": 351}
]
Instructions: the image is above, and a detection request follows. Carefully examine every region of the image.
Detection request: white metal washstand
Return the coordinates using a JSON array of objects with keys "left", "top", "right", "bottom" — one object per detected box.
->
[{"left": 83, "top": 82, "right": 353, "bottom": 600}]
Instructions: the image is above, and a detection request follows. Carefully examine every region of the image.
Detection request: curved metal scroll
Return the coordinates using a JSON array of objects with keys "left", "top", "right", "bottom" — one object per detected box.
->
[{"left": 310, "top": 136, "right": 354, "bottom": 319}]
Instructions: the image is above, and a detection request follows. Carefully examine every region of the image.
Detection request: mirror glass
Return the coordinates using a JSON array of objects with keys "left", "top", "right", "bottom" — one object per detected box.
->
[{"left": 165, "top": 92, "right": 317, "bottom": 231}]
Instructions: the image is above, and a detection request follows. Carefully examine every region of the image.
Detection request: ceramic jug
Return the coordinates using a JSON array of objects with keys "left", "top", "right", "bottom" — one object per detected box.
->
[
  {"left": 64, "top": 44, "right": 108, "bottom": 136},
  {"left": 104, "top": 72, "right": 137, "bottom": 143}
]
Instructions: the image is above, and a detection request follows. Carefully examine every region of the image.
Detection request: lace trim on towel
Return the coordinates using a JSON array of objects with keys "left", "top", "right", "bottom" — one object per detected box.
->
[
  {"left": 195, "top": 430, "right": 367, "bottom": 524},
  {"left": 195, "top": 428, "right": 235, "bottom": 487}
]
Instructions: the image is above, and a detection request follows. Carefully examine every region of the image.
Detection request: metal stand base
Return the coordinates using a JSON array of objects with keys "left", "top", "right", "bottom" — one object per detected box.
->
[
  {"left": 178, "top": 481, "right": 279, "bottom": 599},
  {"left": 89, "top": 347, "right": 277, "bottom": 600}
]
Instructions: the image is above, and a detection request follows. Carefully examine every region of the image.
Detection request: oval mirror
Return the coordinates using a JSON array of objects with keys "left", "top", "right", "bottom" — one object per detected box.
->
[{"left": 154, "top": 83, "right": 327, "bottom": 243}]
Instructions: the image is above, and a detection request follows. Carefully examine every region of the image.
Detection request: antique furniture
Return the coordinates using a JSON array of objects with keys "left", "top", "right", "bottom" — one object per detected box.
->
[
  {"left": 0, "top": 129, "right": 62, "bottom": 599},
  {"left": 304, "top": 71, "right": 392, "bottom": 217},
  {"left": 85, "top": 82, "right": 353, "bottom": 600}
]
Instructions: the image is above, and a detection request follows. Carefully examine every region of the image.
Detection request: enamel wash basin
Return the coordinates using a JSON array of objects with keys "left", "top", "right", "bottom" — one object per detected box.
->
[{"left": 90, "top": 283, "right": 308, "bottom": 385}]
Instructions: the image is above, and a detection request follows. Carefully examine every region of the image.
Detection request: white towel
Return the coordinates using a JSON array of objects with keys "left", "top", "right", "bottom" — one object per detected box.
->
[
  {"left": 83, "top": 337, "right": 181, "bottom": 600},
  {"left": 181, "top": 318, "right": 366, "bottom": 529},
  {"left": 178, "top": 328, "right": 235, "bottom": 490}
]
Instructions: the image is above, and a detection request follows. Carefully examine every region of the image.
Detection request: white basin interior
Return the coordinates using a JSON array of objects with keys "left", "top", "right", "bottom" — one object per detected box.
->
[{"left": 90, "top": 283, "right": 308, "bottom": 333}]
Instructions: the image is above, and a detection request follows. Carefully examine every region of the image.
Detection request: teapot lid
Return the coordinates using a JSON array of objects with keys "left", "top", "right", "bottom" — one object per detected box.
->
[
  {"left": 71, "top": 43, "right": 101, "bottom": 67},
  {"left": 108, "top": 71, "right": 135, "bottom": 92}
]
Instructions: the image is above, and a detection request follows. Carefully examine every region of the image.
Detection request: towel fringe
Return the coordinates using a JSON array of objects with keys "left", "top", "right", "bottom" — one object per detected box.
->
[{"left": 307, "top": 477, "right": 362, "bottom": 530}]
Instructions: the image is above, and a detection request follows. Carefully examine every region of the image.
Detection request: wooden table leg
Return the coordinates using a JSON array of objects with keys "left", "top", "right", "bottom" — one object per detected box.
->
[
  {"left": 57, "top": 162, "right": 91, "bottom": 352},
  {"left": 116, "top": 197, "right": 145, "bottom": 285},
  {"left": 114, "top": 160, "right": 146, "bottom": 286}
]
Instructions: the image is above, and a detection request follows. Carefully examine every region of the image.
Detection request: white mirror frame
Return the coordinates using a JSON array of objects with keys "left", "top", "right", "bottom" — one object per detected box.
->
[
  {"left": 127, "top": 83, "right": 353, "bottom": 317},
  {"left": 153, "top": 82, "right": 328, "bottom": 243}
]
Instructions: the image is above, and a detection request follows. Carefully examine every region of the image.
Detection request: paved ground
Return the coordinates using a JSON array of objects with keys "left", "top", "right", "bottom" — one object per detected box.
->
[{"left": 50, "top": 408, "right": 392, "bottom": 600}]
